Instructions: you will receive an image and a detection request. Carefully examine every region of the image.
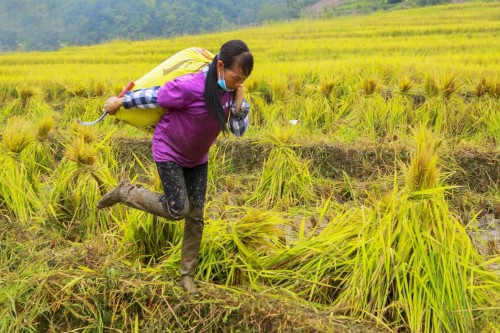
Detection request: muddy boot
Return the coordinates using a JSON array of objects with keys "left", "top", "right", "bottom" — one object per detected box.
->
[
  {"left": 180, "top": 275, "right": 198, "bottom": 294},
  {"left": 97, "top": 180, "right": 133, "bottom": 209},
  {"left": 98, "top": 181, "right": 184, "bottom": 220},
  {"left": 180, "top": 207, "right": 204, "bottom": 294}
]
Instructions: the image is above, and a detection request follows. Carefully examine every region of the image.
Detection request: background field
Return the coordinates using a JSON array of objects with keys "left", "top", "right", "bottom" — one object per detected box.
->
[{"left": 0, "top": 2, "right": 498, "bottom": 332}]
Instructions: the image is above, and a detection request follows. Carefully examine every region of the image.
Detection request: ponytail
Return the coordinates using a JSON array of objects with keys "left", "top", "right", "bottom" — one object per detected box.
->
[{"left": 204, "top": 55, "right": 227, "bottom": 133}]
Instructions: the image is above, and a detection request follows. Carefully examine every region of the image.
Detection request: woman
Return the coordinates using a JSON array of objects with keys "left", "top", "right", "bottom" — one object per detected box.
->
[{"left": 97, "top": 40, "right": 253, "bottom": 293}]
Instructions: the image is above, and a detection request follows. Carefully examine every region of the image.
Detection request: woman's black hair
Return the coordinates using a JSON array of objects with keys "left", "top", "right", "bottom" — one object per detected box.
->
[{"left": 204, "top": 39, "right": 253, "bottom": 134}]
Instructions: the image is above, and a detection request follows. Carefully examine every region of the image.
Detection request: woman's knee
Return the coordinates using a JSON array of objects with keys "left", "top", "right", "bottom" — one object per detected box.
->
[
  {"left": 186, "top": 206, "right": 204, "bottom": 221},
  {"left": 160, "top": 196, "right": 189, "bottom": 220}
]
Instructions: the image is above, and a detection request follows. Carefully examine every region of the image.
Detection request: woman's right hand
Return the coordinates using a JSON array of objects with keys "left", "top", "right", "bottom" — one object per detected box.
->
[
  {"left": 103, "top": 96, "right": 123, "bottom": 115},
  {"left": 234, "top": 85, "right": 244, "bottom": 115}
]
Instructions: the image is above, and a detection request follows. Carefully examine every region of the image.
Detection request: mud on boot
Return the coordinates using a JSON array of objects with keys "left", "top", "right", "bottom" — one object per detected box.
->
[
  {"left": 180, "top": 275, "right": 199, "bottom": 294},
  {"left": 96, "top": 180, "right": 133, "bottom": 209}
]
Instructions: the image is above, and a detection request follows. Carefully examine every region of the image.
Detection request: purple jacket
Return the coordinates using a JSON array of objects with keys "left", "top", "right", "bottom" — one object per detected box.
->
[{"left": 152, "top": 70, "right": 233, "bottom": 167}]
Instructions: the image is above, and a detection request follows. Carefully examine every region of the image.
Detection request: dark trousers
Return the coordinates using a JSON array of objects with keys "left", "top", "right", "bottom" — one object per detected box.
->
[{"left": 156, "top": 161, "right": 208, "bottom": 276}]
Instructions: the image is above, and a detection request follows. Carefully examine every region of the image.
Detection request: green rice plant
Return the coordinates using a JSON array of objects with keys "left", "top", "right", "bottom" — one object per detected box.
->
[
  {"left": 303, "top": 83, "right": 317, "bottom": 97},
  {"left": 420, "top": 74, "right": 478, "bottom": 138},
  {"left": 97, "top": 130, "right": 123, "bottom": 172},
  {"left": 482, "top": 106, "right": 500, "bottom": 145},
  {"left": 448, "top": 97, "right": 484, "bottom": 139},
  {"left": 248, "top": 126, "right": 316, "bottom": 209},
  {"left": 0, "top": 85, "right": 9, "bottom": 104},
  {"left": 271, "top": 74, "right": 293, "bottom": 102},
  {"left": 65, "top": 81, "right": 89, "bottom": 98},
  {"left": 468, "top": 97, "right": 500, "bottom": 145},
  {"left": 1, "top": 250, "right": 345, "bottom": 333},
  {"left": 31, "top": 116, "right": 56, "bottom": 175},
  {"left": 316, "top": 77, "right": 356, "bottom": 129},
  {"left": 471, "top": 77, "right": 490, "bottom": 98},
  {"left": 417, "top": 93, "right": 475, "bottom": 139},
  {"left": 247, "top": 93, "right": 267, "bottom": 127},
  {"left": 62, "top": 97, "right": 104, "bottom": 128},
  {"left": 256, "top": 100, "right": 293, "bottom": 128},
  {"left": 329, "top": 89, "right": 358, "bottom": 126},
  {"left": 424, "top": 75, "right": 439, "bottom": 98},
  {"left": 25, "top": 98, "right": 56, "bottom": 119},
  {"left": 66, "top": 121, "right": 120, "bottom": 174},
  {"left": 263, "top": 203, "right": 360, "bottom": 304},
  {"left": 251, "top": 79, "right": 273, "bottom": 105},
  {"left": 48, "top": 137, "right": 117, "bottom": 240},
  {"left": 2, "top": 100, "right": 22, "bottom": 118},
  {"left": 69, "top": 120, "right": 97, "bottom": 143},
  {"left": 439, "top": 73, "right": 460, "bottom": 99},
  {"left": 120, "top": 209, "right": 183, "bottom": 265},
  {"left": 301, "top": 95, "right": 335, "bottom": 134},
  {"left": 397, "top": 76, "right": 415, "bottom": 96},
  {"left": 405, "top": 127, "right": 440, "bottom": 192},
  {"left": 362, "top": 77, "right": 380, "bottom": 96},
  {"left": 36, "top": 116, "right": 54, "bottom": 142},
  {"left": 389, "top": 94, "right": 414, "bottom": 133},
  {"left": 319, "top": 78, "right": 337, "bottom": 97},
  {"left": 44, "top": 81, "right": 70, "bottom": 103},
  {"left": 0, "top": 270, "right": 51, "bottom": 332},
  {"left": 1, "top": 87, "right": 40, "bottom": 117},
  {"left": 0, "top": 117, "right": 42, "bottom": 221},
  {"left": 14, "top": 86, "right": 35, "bottom": 103},
  {"left": 288, "top": 74, "right": 305, "bottom": 96},
  {"left": 198, "top": 206, "right": 289, "bottom": 286},
  {"left": 88, "top": 80, "right": 107, "bottom": 97},
  {"left": 490, "top": 79, "right": 500, "bottom": 98},
  {"left": 331, "top": 75, "right": 355, "bottom": 102},
  {"left": 207, "top": 143, "right": 233, "bottom": 197},
  {"left": 0, "top": 220, "right": 63, "bottom": 331},
  {"left": 2, "top": 116, "right": 35, "bottom": 154},
  {"left": 354, "top": 93, "right": 402, "bottom": 139},
  {"left": 415, "top": 96, "right": 447, "bottom": 137},
  {"left": 334, "top": 128, "right": 500, "bottom": 332}
]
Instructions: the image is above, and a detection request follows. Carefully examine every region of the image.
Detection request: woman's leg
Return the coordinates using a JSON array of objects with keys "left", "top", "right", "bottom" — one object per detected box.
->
[
  {"left": 99, "top": 161, "right": 206, "bottom": 293},
  {"left": 97, "top": 161, "right": 190, "bottom": 219},
  {"left": 156, "top": 161, "right": 207, "bottom": 293},
  {"left": 179, "top": 163, "right": 208, "bottom": 293},
  {"left": 156, "top": 161, "right": 190, "bottom": 219},
  {"left": 96, "top": 177, "right": 186, "bottom": 220}
]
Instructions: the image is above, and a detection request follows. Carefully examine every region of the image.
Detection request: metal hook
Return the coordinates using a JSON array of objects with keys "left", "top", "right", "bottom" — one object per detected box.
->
[{"left": 76, "top": 109, "right": 108, "bottom": 126}]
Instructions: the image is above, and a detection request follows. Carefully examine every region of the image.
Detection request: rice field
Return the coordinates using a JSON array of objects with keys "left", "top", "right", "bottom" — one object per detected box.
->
[{"left": 0, "top": 2, "right": 499, "bottom": 332}]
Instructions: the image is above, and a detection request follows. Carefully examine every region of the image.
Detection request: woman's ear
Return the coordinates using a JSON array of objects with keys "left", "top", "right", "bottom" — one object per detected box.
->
[{"left": 216, "top": 60, "right": 224, "bottom": 77}]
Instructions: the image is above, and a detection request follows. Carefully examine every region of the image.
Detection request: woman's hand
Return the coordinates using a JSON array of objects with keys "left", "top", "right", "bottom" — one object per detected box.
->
[
  {"left": 234, "top": 85, "right": 244, "bottom": 115},
  {"left": 103, "top": 96, "right": 123, "bottom": 115}
]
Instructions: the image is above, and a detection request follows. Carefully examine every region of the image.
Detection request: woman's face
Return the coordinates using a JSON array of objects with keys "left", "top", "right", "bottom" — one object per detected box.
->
[{"left": 217, "top": 60, "right": 249, "bottom": 91}]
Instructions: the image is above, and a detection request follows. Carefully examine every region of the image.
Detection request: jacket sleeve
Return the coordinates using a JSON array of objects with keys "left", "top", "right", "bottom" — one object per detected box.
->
[
  {"left": 122, "top": 86, "right": 161, "bottom": 109},
  {"left": 123, "top": 77, "right": 185, "bottom": 110}
]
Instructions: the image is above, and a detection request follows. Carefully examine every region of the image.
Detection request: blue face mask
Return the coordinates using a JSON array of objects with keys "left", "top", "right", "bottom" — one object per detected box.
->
[{"left": 217, "top": 67, "right": 234, "bottom": 92}]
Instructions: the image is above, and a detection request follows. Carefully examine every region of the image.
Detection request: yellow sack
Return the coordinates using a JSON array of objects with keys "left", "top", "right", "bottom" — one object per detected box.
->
[{"left": 115, "top": 47, "right": 214, "bottom": 133}]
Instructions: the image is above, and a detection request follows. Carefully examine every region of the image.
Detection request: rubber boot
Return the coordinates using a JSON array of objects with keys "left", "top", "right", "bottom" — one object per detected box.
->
[
  {"left": 180, "top": 207, "right": 204, "bottom": 294},
  {"left": 96, "top": 180, "right": 133, "bottom": 209},
  {"left": 180, "top": 275, "right": 198, "bottom": 294},
  {"left": 97, "top": 180, "right": 183, "bottom": 220}
]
